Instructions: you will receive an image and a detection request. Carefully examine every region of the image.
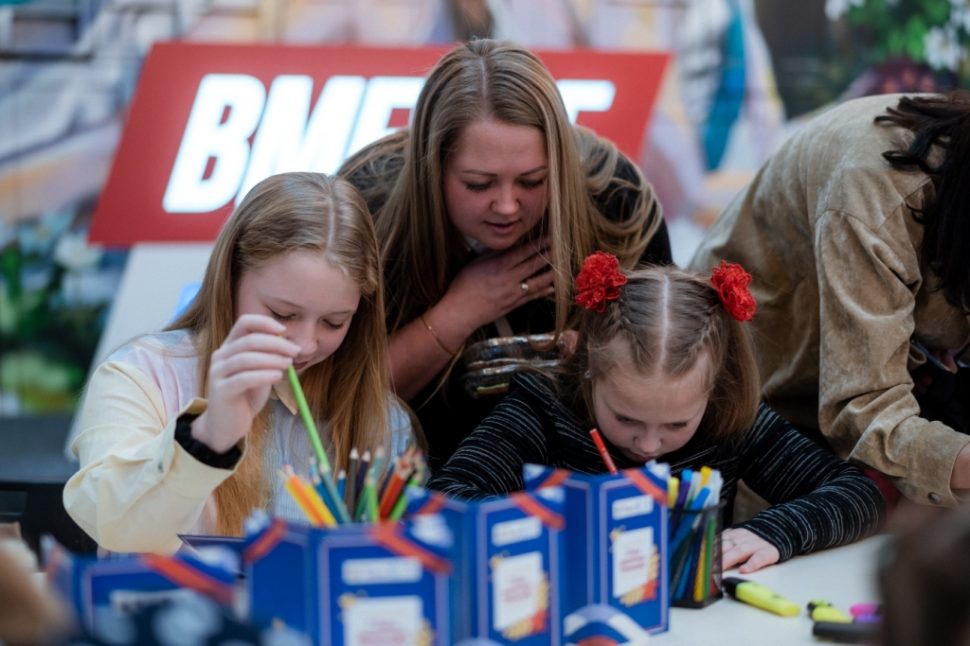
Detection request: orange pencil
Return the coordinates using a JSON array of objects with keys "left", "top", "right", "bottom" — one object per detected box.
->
[
  {"left": 589, "top": 428, "right": 618, "bottom": 474},
  {"left": 280, "top": 468, "right": 326, "bottom": 527},
  {"left": 378, "top": 451, "right": 414, "bottom": 519},
  {"left": 283, "top": 465, "right": 336, "bottom": 527}
]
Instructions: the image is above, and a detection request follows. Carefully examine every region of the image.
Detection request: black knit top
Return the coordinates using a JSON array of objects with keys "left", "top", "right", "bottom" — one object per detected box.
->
[{"left": 428, "top": 372, "right": 886, "bottom": 562}]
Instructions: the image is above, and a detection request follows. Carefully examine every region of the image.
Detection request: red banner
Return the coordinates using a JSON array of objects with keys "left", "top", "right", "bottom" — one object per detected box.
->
[{"left": 90, "top": 42, "right": 668, "bottom": 245}]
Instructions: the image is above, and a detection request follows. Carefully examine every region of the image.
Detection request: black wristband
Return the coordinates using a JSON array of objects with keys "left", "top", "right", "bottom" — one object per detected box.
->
[{"left": 174, "top": 412, "right": 242, "bottom": 470}]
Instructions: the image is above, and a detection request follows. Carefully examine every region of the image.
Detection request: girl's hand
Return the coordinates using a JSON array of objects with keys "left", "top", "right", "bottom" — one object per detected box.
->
[
  {"left": 191, "top": 314, "right": 299, "bottom": 453},
  {"left": 721, "top": 527, "right": 780, "bottom": 574},
  {"left": 442, "top": 238, "right": 554, "bottom": 334}
]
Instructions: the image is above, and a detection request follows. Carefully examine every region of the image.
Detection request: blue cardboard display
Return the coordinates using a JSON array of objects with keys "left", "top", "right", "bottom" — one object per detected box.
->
[
  {"left": 44, "top": 539, "right": 236, "bottom": 634},
  {"left": 243, "top": 514, "right": 455, "bottom": 646},
  {"left": 405, "top": 486, "right": 566, "bottom": 644},
  {"left": 524, "top": 463, "right": 670, "bottom": 635}
]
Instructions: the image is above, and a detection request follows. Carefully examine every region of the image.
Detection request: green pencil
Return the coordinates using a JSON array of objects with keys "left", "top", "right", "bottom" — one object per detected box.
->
[{"left": 287, "top": 365, "right": 349, "bottom": 522}]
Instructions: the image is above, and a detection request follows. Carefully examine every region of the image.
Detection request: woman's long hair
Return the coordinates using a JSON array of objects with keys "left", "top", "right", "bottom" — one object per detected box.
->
[
  {"left": 168, "top": 172, "right": 390, "bottom": 535},
  {"left": 352, "top": 39, "right": 660, "bottom": 339},
  {"left": 876, "top": 90, "right": 970, "bottom": 311}
]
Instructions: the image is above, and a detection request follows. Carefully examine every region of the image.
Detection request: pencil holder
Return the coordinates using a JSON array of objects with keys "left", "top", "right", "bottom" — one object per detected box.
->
[{"left": 668, "top": 501, "right": 723, "bottom": 608}]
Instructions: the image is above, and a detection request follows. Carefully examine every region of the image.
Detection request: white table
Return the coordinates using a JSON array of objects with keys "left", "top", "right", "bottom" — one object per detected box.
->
[{"left": 653, "top": 534, "right": 889, "bottom": 645}]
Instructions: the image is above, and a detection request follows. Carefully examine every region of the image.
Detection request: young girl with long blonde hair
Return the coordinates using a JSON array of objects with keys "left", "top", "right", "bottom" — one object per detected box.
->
[{"left": 65, "top": 172, "right": 413, "bottom": 553}]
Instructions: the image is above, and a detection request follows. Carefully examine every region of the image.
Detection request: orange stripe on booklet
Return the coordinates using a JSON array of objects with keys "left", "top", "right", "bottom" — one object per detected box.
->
[
  {"left": 404, "top": 483, "right": 566, "bottom": 643},
  {"left": 524, "top": 462, "right": 670, "bottom": 636}
]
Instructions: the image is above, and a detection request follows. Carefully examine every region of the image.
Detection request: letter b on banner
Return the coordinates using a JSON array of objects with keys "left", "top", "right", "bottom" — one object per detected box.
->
[{"left": 162, "top": 74, "right": 266, "bottom": 213}]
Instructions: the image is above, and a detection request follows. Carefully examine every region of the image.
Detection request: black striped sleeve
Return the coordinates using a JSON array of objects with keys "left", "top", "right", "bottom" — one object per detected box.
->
[
  {"left": 735, "top": 405, "right": 887, "bottom": 560},
  {"left": 427, "top": 375, "right": 556, "bottom": 500}
]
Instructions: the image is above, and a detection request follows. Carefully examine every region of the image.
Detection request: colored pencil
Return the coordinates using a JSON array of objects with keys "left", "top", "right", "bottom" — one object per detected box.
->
[
  {"left": 280, "top": 466, "right": 334, "bottom": 527},
  {"left": 388, "top": 464, "right": 426, "bottom": 522},
  {"left": 379, "top": 451, "right": 413, "bottom": 519},
  {"left": 287, "top": 366, "right": 348, "bottom": 522},
  {"left": 287, "top": 366, "right": 327, "bottom": 469},
  {"left": 312, "top": 459, "right": 350, "bottom": 524},
  {"left": 346, "top": 447, "right": 359, "bottom": 506},
  {"left": 336, "top": 469, "right": 347, "bottom": 503},
  {"left": 354, "top": 449, "right": 371, "bottom": 503},
  {"left": 388, "top": 485, "right": 413, "bottom": 522},
  {"left": 589, "top": 428, "right": 618, "bottom": 474},
  {"left": 355, "top": 470, "right": 376, "bottom": 522},
  {"left": 369, "top": 446, "right": 386, "bottom": 484}
]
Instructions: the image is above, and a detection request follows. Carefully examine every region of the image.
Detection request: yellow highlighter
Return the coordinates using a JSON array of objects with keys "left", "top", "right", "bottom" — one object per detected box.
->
[
  {"left": 723, "top": 577, "right": 800, "bottom": 617},
  {"left": 807, "top": 599, "right": 852, "bottom": 623},
  {"left": 668, "top": 477, "right": 680, "bottom": 507}
]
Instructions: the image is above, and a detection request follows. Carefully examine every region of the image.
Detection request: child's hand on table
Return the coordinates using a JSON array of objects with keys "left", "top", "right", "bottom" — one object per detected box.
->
[{"left": 721, "top": 527, "right": 780, "bottom": 573}]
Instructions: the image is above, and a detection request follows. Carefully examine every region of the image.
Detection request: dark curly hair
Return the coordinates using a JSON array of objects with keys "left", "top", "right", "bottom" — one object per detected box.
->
[{"left": 876, "top": 90, "right": 970, "bottom": 312}]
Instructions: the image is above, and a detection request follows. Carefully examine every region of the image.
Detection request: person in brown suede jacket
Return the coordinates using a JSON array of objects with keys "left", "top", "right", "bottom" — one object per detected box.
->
[{"left": 691, "top": 91, "right": 970, "bottom": 508}]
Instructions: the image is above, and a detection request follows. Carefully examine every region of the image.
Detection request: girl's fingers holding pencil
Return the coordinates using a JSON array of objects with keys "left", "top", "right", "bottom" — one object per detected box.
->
[{"left": 197, "top": 321, "right": 300, "bottom": 452}]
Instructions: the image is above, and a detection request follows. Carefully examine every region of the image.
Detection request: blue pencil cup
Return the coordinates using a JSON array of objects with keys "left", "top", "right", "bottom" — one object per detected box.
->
[{"left": 668, "top": 502, "right": 723, "bottom": 608}]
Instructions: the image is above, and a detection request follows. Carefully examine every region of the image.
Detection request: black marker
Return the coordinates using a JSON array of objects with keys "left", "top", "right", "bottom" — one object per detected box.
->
[{"left": 812, "top": 620, "right": 880, "bottom": 644}]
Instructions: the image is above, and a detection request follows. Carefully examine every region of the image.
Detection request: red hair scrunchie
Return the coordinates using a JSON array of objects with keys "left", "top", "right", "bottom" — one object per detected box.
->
[
  {"left": 575, "top": 251, "right": 627, "bottom": 313},
  {"left": 710, "top": 260, "right": 756, "bottom": 322}
]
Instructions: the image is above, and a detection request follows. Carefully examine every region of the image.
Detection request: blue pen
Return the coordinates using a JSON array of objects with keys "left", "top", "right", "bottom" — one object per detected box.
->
[
  {"left": 669, "top": 529, "right": 698, "bottom": 595},
  {"left": 674, "top": 538, "right": 699, "bottom": 600},
  {"left": 679, "top": 469, "right": 694, "bottom": 500},
  {"left": 669, "top": 489, "right": 711, "bottom": 556},
  {"left": 670, "top": 470, "right": 693, "bottom": 528},
  {"left": 690, "top": 487, "right": 711, "bottom": 511},
  {"left": 686, "top": 469, "right": 703, "bottom": 505}
]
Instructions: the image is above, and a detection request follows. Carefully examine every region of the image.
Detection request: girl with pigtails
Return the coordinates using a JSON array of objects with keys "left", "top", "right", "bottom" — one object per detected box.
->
[{"left": 429, "top": 253, "right": 885, "bottom": 573}]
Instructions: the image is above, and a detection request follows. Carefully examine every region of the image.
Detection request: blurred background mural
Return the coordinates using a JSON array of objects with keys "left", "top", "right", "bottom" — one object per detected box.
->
[{"left": 1, "top": 0, "right": 967, "bottom": 419}]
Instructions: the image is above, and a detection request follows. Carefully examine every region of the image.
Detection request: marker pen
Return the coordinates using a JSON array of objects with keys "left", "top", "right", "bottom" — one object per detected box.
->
[
  {"left": 722, "top": 577, "right": 800, "bottom": 617},
  {"left": 808, "top": 599, "right": 852, "bottom": 623},
  {"left": 849, "top": 603, "right": 881, "bottom": 618},
  {"left": 812, "top": 620, "right": 879, "bottom": 643},
  {"left": 849, "top": 602, "right": 881, "bottom": 624}
]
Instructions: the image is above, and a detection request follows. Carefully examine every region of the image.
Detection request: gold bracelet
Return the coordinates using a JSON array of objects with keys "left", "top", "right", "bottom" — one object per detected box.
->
[{"left": 419, "top": 313, "right": 458, "bottom": 357}]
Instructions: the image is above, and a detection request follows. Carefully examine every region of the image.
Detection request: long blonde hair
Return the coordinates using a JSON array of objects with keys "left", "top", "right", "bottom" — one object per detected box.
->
[
  {"left": 168, "top": 172, "right": 389, "bottom": 535},
  {"left": 567, "top": 264, "right": 760, "bottom": 442},
  {"left": 348, "top": 39, "right": 660, "bottom": 337}
]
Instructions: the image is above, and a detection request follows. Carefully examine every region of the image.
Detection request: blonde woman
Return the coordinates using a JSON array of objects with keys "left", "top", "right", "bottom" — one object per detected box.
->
[
  {"left": 64, "top": 172, "right": 412, "bottom": 553},
  {"left": 340, "top": 39, "right": 671, "bottom": 469}
]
